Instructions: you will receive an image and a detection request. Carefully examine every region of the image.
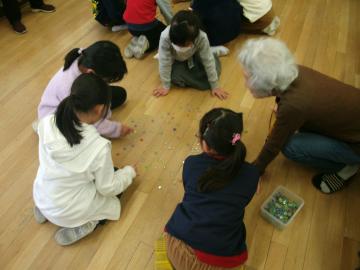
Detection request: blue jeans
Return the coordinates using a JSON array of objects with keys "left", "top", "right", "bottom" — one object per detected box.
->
[{"left": 282, "top": 132, "right": 360, "bottom": 173}]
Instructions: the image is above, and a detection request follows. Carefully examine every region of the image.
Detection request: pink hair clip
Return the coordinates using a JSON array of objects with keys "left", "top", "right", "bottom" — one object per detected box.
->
[
  {"left": 231, "top": 133, "right": 241, "bottom": 145},
  {"left": 78, "top": 48, "right": 83, "bottom": 54}
]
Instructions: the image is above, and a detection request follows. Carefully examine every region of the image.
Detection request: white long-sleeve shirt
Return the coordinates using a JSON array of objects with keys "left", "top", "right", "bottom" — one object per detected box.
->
[{"left": 33, "top": 115, "right": 136, "bottom": 228}]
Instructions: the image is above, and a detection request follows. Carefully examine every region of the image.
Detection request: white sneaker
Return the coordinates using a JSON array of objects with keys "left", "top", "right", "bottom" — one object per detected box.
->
[
  {"left": 263, "top": 16, "right": 281, "bottom": 36},
  {"left": 33, "top": 206, "right": 47, "bottom": 224},
  {"left": 54, "top": 221, "right": 98, "bottom": 246},
  {"left": 111, "top": 24, "right": 128, "bottom": 32},
  {"left": 124, "top": 36, "right": 139, "bottom": 58},
  {"left": 211, "top": 46, "right": 229, "bottom": 57},
  {"left": 153, "top": 52, "right": 159, "bottom": 59},
  {"left": 133, "top": 35, "right": 149, "bottom": 59}
]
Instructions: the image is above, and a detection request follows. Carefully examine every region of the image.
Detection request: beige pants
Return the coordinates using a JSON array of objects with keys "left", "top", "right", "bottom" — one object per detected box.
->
[{"left": 165, "top": 233, "right": 245, "bottom": 270}]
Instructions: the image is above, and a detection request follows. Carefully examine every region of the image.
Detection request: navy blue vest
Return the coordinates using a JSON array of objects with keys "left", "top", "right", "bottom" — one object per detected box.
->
[{"left": 166, "top": 153, "right": 260, "bottom": 256}]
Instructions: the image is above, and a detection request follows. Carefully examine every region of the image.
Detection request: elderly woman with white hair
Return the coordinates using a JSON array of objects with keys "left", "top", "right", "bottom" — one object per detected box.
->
[{"left": 238, "top": 38, "right": 360, "bottom": 194}]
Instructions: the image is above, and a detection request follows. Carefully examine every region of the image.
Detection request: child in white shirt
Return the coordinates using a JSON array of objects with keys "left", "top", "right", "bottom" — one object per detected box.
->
[{"left": 33, "top": 73, "right": 136, "bottom": 245}]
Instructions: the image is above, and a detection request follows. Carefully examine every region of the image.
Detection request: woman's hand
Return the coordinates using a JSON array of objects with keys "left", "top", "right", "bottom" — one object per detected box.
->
[
  {"left": 153, "top": 86, "right": 170, "bottom": 97},
  {"left": 211, "top": 88, "right": 229, "bottom": 100}
]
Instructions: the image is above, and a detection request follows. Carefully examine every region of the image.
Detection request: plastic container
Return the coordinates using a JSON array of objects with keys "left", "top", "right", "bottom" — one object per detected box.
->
[{"left": 260, "top": 185, "right": 304, "bottom": 230}]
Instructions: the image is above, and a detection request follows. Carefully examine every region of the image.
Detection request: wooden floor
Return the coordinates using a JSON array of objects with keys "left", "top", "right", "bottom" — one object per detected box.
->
[{"left": 0, "top": 0, "right": 359, "bottom": 269}]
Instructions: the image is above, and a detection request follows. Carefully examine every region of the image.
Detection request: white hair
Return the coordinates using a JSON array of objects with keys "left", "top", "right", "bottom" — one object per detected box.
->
[{"left": 238, "top": 38, "right": 298, "bottom": 96}]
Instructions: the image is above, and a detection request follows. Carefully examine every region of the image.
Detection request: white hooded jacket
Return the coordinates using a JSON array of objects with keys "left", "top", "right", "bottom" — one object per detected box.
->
[{"left": 33, "top": 115, "right": 136, "bottom": 228}]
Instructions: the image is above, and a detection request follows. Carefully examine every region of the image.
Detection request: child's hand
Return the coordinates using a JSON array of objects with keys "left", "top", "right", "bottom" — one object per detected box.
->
[
  {"left": 120, "top": 124, "right": 134, "bottom": 137},
  {"left": 211, "top": 88, "right": 229, "bottom": 100},
  {"left": 131, "top": 164, "right": 138, "bottom": 175},
  {"left": 273, "top": 103, "right": 278, "bottom": 113},
  {"left": 153, "top": 86, "right": 170, "bottom": 97},
  {"left": 256, "top": 179, "right": 261, "bottom": 194}
]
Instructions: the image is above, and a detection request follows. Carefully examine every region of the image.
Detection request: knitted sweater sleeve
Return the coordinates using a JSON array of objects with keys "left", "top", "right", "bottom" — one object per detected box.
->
[{"left": 254, "top": 104, "right": 305, "bottom": 173}]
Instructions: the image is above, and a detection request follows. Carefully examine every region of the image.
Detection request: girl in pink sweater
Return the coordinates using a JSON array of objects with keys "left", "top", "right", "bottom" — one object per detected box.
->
[{"left": 37, "top": 41, "right": 133, "bottom": 139}]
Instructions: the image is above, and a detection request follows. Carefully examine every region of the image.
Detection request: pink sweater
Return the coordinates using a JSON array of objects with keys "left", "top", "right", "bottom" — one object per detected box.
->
[{"left": 37, "top": 59, "right": 122, "bottom": 138}]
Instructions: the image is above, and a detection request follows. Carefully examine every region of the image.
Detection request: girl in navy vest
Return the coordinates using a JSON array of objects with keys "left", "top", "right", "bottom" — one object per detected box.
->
[{"left": 165, "top": 108, "right": 260, "bottom": 269}]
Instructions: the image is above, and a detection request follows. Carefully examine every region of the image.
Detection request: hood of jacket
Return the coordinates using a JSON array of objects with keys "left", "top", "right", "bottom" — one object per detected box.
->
[{"left": 38, "top": 115, "right": 109, "bottom": 172}]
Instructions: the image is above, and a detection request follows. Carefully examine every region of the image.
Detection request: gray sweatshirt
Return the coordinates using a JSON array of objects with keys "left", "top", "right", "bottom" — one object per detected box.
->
[{"left": 158, "top": 26, "right": 219, "bottom": 90}]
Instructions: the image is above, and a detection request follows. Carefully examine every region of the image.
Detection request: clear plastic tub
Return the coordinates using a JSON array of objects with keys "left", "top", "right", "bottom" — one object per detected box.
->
[{"left": 260, "top": 185, "right": 304, "bottom": 230}]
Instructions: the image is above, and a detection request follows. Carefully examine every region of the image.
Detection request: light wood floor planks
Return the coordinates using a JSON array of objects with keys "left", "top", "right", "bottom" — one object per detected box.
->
[{"left": 0, "top": 0, "right": 359, "bottom": 269}]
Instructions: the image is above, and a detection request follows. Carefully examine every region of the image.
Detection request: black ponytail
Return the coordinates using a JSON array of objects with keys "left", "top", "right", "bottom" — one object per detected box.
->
[
  {"left": 197, "top": 108, "right": 247, "bottom": 192},
  {"left": 63, "top": 48, "right": 81, "bottom": 71},
  {"left": 55, "top": 73, "right": 111, "bottom": 147},
  {"left": 55, "top": 97, "right": 82, "bottom": 146},
  {"left": 63, "top": 41, "right": 127, "bottom": 83}
]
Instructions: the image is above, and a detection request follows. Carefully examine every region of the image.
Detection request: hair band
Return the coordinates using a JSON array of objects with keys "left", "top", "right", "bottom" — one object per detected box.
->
[{"left": 231, "top": 133, "right": 241, "bottom": 145}]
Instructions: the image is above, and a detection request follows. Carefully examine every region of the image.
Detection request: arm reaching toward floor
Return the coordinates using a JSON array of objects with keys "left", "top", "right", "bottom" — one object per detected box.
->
[{"left": 94, "top": 145, "right": 136, "bottom": 196}]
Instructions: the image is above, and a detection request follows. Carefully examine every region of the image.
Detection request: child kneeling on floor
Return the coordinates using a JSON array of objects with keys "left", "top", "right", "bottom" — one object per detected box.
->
[
  {"left": 37, "top": 40, "right": 132, "bottom": 139},
  {"left": 153, "top": 10, "right": 229, "bottom": 100},
  {"left": 164, "top": 108, "right": 260, "bottom": 269},
  {"left": 123, "top": 0, "right": 173, "bottom": 59},
  {"left": 33, "top": 73, "right": 137, "bottom": 246}
]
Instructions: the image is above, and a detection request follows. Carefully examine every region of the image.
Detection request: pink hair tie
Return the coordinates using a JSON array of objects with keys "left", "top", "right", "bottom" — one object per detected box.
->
[{"left": 231, "top": 133, "right": 241, "bottom": 145}]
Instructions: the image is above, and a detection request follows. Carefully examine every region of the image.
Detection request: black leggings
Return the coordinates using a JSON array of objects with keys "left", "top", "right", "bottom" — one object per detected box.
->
[
  {"left": 94, "top": 0, "right": 126, "bottom": 26},
  {"left": 128, "top": 21, "right": 166, "bottom": 52},
  {"left": 110, "top": 86, "right": 127, "bottom": 109},
  {"left": 2, "top": 0, "right": 45, "bottom": 24},
  {"left": 192, "top": 0, "right": 242, "bottom": 46}
]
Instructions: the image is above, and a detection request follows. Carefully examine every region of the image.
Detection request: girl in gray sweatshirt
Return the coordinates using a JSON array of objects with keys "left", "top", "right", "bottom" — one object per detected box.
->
[{"left": 153, "top": 10, "right": 229, "bottom": 100}]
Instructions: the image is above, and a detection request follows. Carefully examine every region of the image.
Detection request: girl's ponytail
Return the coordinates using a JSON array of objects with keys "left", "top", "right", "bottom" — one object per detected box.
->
[
  {"left": 63, "top": 48, "right": 81, "bottom": 71},
  {"left": 55, "top": 73, "right": 111, "bottom": 147},
  {"left": 197, "top": 108, "right": 247, "bottom": 192},
  {"left": 55, "top": 96, "right": 82, "bottom": 146}
]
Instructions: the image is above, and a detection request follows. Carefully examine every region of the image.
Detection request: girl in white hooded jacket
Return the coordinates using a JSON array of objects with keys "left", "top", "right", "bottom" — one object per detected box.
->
[{"left": 33, "top": 73, "right": 136, "bottom": 245}]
